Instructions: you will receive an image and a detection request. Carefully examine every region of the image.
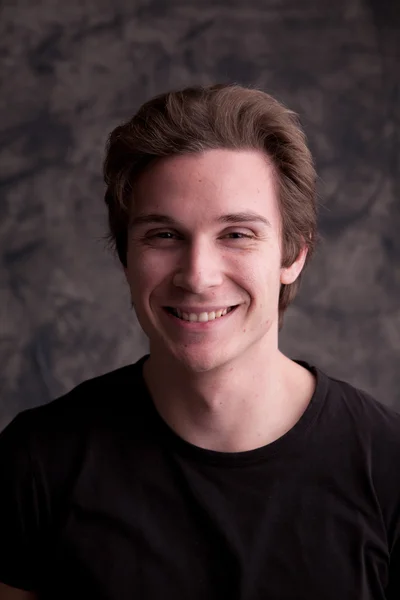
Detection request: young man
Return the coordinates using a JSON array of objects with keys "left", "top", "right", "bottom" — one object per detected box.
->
[{"left": 1, "top": 84, "right": 399, "bottom": 600}]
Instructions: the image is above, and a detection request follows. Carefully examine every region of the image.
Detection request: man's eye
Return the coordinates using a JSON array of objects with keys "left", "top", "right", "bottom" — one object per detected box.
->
[
  {"left": 224, "top": 232, "right": 253, "bottom": 239},
  {"left": 152, "top": 231, "right": 177, "bottom": 239}
]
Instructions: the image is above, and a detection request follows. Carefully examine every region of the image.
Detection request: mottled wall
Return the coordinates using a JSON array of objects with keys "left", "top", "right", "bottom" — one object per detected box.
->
[{"left": 1, "top": 0, "right": 399, "bottom": 430}]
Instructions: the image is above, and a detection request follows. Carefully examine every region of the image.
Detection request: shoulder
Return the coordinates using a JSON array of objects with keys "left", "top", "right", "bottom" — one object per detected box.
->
[
  {"left": 7, "top": 356, "right": 148, "bottom": 431},
  {"left": 0, "top": 355, "right": 150, "bottom": 465},
  {"left": 322, "top": 368, "right": 400, "bottom": 437},
  {"left": 0, "top": 356, "right": 151, "bottom": 524},
  {"left": 301, "top": 359, "right": 400, "bottom": 444},
  {"left": 308, "top": 361, "right": 400, "bottom": 473}
]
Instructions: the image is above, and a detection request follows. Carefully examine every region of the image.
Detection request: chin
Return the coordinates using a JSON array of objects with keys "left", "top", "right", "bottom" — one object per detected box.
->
[{"left": 169, "top": 344, "right": 238, "bottom": 374}]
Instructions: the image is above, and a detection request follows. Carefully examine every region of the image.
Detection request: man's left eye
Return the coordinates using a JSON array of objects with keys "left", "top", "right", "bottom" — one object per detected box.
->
[{"left": 225, "top": 232, "right": 253, "bottom": 239}]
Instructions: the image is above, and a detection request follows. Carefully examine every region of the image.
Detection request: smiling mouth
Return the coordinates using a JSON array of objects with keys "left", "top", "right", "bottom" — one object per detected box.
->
[{"left": 165, "top": 306, "right": 238, "bottom": 323}]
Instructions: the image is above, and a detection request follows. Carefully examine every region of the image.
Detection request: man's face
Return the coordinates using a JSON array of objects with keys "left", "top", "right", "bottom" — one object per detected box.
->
[{"left": 125, "top": 149, "right": 306, "bottom": 373}]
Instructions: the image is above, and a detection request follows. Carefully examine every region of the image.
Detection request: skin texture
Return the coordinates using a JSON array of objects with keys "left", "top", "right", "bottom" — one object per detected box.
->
[{"left": 124, "top": 149, "right": 314, "bottom": 452}]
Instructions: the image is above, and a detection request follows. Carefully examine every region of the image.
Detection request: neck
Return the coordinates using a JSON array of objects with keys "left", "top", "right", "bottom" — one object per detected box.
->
[{"left": 143, "top": 346, "right": 316, "bottom": 453}]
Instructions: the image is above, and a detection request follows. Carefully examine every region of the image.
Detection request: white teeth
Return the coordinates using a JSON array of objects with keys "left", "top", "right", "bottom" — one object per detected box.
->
[{"left": 171, "top": 307, "right": 233, "bottom": 322}]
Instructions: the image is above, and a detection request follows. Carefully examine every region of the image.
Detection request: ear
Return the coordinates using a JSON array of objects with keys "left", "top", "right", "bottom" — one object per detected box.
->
[{"left": 280, "top": 245, "right": 308, "bottom": 285}]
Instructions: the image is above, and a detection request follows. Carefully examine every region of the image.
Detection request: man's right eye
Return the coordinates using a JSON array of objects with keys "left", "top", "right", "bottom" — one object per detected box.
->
[
  {"left": 154, "top": 231, "right": 176, "bottom": 239},
  {"left": 145, "top": 231, "right": 183, "bottom": 241}
]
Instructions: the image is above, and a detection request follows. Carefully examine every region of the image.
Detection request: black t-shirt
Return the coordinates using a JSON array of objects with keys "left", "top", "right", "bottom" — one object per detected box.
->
[{"left": 1, "top": 355, "right": 400, "bottom": 599}]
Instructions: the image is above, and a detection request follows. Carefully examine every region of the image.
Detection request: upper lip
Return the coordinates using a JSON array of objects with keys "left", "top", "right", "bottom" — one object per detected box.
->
[{"left": 165, "top": 305, "right": 238, "bottom": 313}]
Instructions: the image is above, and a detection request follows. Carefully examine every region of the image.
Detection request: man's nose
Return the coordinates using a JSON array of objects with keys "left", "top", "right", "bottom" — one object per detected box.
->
[{"left": 172, "top": 239, "right": 223, "bottom": 293}]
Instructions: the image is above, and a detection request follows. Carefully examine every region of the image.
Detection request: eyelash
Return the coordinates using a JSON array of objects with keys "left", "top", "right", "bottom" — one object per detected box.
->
[{"left": 149, "top": 231, "right": 254, "bottom": 240}]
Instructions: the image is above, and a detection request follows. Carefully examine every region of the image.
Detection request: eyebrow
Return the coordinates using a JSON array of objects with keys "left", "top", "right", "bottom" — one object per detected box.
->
[{"left": 130, "top": 211, "right": 272, "bottom": 229}]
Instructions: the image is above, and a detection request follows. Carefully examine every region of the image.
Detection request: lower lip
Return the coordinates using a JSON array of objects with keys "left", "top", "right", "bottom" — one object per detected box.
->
[{"left": 163, "top": 306, "right": 239, "bottom": 329}]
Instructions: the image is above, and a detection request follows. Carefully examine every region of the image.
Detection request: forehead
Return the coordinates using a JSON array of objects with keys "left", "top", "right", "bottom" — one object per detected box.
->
[{"left": 132, "top": 149, "right": 280, "bottom": 225}]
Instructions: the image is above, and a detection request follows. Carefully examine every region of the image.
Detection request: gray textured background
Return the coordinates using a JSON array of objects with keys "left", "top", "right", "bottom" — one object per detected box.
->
[{"left": 0, "top": 0, "right": 399, "bottom": 430}]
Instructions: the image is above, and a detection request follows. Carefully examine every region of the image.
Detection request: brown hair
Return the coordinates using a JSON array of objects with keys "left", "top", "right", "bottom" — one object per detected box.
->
[{"left": 103, "top": 83, "right": 318, "bottom": 328}]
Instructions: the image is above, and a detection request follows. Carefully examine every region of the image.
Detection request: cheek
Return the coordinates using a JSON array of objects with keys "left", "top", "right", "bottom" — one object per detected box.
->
[
  {"left": 127, "top": 250, "right": 171, "bottom": 297},
  {"left": 233, "top": 254, "right": 280, "bottom": 288},
  {"left": 235, "top": 266, "right": 282, "bottom": 314}
]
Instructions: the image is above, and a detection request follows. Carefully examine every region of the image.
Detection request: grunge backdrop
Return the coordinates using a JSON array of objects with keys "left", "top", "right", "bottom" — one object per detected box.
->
[{"left": 0, "top": 0, "right": 399, "bottom": 429}]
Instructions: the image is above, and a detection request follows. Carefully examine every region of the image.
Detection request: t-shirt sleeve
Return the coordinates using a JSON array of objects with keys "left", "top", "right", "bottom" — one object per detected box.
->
[
  {"left": 386, "top": 534, "right": 400, "bottom": 599},
  {"left": 0, "top": 412, "right": 47, "bottom": 591}
]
